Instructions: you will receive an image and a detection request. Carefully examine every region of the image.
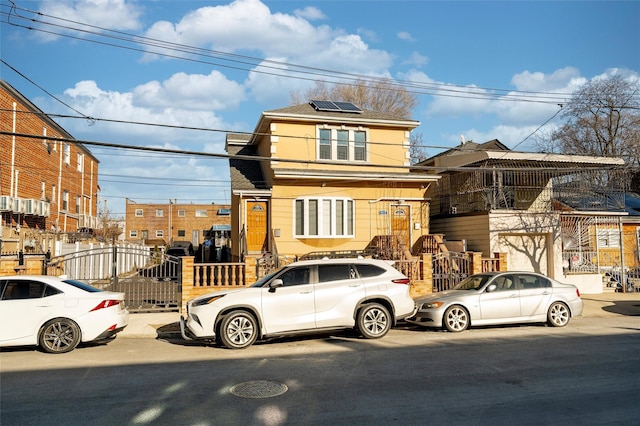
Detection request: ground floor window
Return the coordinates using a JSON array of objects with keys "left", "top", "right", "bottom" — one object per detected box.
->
[{"left": 294, "top": 197, "right": 354, "bottom": 237}]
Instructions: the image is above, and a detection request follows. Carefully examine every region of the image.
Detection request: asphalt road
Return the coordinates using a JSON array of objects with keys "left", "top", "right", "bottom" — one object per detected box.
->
[{"left": 2, "top": 314, "right": 640, "bottom": 426}]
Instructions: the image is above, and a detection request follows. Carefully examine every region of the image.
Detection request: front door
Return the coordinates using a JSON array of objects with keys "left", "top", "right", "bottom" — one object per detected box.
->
[
  {"left": 391, "top": 204, "right": 410, "bottom": 253},
  {"left": 246, "top": 201, "right": 267, "bottom": 252}
]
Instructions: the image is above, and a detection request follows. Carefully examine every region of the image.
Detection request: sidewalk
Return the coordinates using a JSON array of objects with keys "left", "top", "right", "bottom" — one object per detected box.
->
[{"left": 118, "top": 291, "right": 640, "bottom": 339}]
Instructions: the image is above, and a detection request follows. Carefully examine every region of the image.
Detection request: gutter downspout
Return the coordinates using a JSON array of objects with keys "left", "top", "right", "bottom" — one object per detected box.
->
[{"left": 10, "top": 102, "right": 16, "bottom": 198}]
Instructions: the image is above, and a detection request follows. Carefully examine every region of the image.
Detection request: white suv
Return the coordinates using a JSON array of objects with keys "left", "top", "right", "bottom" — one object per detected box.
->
[{"left": 181, "top": 258, "right": 416, "bottom": 349}]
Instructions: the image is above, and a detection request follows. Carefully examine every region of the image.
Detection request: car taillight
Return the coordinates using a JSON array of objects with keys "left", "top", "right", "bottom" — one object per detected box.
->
[
  {"left": 91, "top": 300, "right": 121, "bottom": 312},
  {"left": 392, "top": 278, "right": 411, "bottom": 285},
  {"left": 576, "top": 289, "right": 581, "bottom": 298}
]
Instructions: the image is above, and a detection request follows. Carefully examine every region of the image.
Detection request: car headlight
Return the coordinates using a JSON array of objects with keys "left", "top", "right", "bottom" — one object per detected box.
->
[
  {"left": 422, "top": 301, "right": 443, "bottom": 309},
  {"left": 192, "top": 294, "right": 226, "bottom": 307}
]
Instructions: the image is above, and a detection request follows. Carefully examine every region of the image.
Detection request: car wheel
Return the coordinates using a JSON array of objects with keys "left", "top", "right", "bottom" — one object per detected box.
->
[
  {"left": 39, "top": 318, "right": 81, "bottom": 354},
  {"left": 218, "top": 311, "right": 258, "bottom": 349},
  {"left": 547, "top": 302, "right": 570, "bottom": 327},
  {"left": 357, "top": 303, "right": 391, "bottom": 339},
  {"left": 443, "top": 305, "right": 469, "bottom": 332}
]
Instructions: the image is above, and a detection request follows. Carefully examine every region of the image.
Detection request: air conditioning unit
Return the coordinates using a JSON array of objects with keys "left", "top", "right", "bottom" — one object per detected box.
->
[
  {"left": 41, "top": 202, "right": 51, "bottom": 217},
  {"left": 23, "top": 199, "right": 38, "bottom": 215},
  {"left": 14, "top": 197, "right": 26, "bottom": 213},
  {"left": 0, "top": 195, "right": 14, "bottom": 211}
]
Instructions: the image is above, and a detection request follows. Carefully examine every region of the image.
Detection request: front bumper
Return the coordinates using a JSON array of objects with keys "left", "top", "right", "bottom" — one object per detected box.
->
[
  {"left": 405, "top": 309, "right": 443, "bottom": 327},
  {"left": 180, "top": 314, "right": 216, "bottom": 341}
]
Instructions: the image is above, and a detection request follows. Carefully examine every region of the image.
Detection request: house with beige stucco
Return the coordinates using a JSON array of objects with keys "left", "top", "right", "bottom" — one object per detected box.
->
[
  {"left": 225, "top": 100, "right": 440, "bottom": 272},
  {"left": 419, "top": 139, "right": 632, "bottom": 293}
]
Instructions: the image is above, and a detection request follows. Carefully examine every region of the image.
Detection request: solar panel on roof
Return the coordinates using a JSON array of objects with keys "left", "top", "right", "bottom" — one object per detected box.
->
[
  {"left": 310, "top": 100, "right": 339, "bottom": 111},
  {"left": 333, "top": 101, "right": 362, "bottom": 112},
  {"left": 310, "top": 100, "right": 362, "bottom": 113}
]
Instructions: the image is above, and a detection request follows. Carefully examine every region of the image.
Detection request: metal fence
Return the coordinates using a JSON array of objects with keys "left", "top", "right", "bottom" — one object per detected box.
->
[{"left": 47, "top": 243, "right": 182, "bottom": 312}]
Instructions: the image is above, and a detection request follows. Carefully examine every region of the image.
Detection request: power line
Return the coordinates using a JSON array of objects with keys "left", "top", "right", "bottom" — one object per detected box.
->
[
  {"left": 1, "top": 130, "right": 626, "bottom": 174},
  {"left": 0, "top": 0, "right": 578, "bottom": 105}
]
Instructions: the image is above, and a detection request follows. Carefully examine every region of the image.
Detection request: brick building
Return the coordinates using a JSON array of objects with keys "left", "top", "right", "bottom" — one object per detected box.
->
[
  {"left": 1, "top": 80, "right": 99, "bottom": 245},
  {"left": 125, "top": 199, "right": 232, "bottom": 253}
]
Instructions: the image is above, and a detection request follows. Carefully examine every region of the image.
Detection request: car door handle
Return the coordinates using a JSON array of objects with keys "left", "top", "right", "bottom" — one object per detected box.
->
[
  {"left": 348, "top": 284, "right": 361, "bottom": 287},
  {"left": 300, "top": 290, "right": 312, "bottom": 294}
]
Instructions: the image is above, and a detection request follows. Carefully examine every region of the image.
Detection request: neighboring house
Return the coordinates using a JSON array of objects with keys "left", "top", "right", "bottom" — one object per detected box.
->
[
  {"left": 0, "top": 80, "right": 99, "bottom": 251},
  {"left": 419, "top": 139, "right": 631, "bottom": 293},
  {"left": 226, "top": 100, "right": 440, "bottom": 265},
  {"left": 124, "top": 199, "right": 231, "bottom": 252}
]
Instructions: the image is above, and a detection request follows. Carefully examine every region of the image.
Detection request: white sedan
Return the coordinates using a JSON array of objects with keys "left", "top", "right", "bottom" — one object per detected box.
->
[
  {"left": 408, "top": 271, "right": 583, "bottom": 332},
  {"left": 0, "top": 275, "right": 129, "bottom": 353}
]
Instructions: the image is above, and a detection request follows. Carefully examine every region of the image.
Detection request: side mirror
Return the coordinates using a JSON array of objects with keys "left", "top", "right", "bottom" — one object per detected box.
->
[
  {"left": 486, "top": 284, "right": 497, "bottom": 293},
  {"left": 268, "top": 279, "right": 284, "bottom": 293}
]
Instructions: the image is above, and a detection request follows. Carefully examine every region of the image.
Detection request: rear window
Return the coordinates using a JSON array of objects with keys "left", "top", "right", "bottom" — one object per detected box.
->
[
  {"left": 354, "top": 264, "right": 385, "bottom": 278},
  {"left": 62, "top": 279, "right": 102, "bottom": 293}
]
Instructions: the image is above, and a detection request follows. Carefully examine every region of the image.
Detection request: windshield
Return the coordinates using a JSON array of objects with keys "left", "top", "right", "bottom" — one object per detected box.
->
[
  {"left": 249, "top": 267, "right": 286, "bottom": 288},
  {"left": 453, "top": 274, "right": 492, "bottom": 291}
]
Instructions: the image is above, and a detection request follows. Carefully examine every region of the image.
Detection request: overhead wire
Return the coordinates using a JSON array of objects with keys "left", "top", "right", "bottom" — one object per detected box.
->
[{"left": 0, "top": 0, "right": 577, "bottom": 105}]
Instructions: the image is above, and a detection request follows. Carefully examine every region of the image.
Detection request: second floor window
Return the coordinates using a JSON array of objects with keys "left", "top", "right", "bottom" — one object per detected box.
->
[
  {"left": 178, "top": 209, "right": 186, "bottom": 217},
  {"left": 156, "top": 209, "right": 164, "bottom": 217},
  {"left": 62, "top": 191, "right": 69, "bottom": 211},
  {"left": 63, "top": 144, "right": 70, "bottom": 165},
  {"left": 195, "top": 209, "right": 208, "bottom": 217},
  {"left": 318, "top": 127, "right": 367, "bottom": 162},
  {"left": 77, "top": 153, "right": 84, "bottom": 172},
  {"left": 135, "top": 209, "right": 143, "bottom": 217}
]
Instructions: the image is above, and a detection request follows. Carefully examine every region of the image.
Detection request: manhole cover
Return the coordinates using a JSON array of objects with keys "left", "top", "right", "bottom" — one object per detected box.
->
[{"left": 230, "top": 380, "right": 288, "bottom": 398}]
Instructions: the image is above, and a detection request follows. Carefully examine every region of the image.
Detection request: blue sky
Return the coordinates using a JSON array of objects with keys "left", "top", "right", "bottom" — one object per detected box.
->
[{"left": 1, "top": 0, "right": 639, "bottom": 216}]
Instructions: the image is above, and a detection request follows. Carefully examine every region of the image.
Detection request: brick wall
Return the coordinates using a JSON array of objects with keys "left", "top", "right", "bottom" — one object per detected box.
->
[
  {"left": 125, "top": 200, "right": 231, "bottom": 246},
  {"left": 1, "top": 81, "right": 99, "bottom": 233}
]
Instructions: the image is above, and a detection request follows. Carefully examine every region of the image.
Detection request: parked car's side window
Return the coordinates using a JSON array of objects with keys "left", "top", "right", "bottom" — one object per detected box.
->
[
  {"left": 1, "top": 280, "right": 48, "bottom": 300},
  {"left": 43, "top": 285, "right": 62, "bottom": 297},
  {"left": 517, "top": 274, "right": 550, "bottom": 289},
  {"left": 278, "top": 267, "right": 311, "bottom": 287},
  {"left": 493, "top": 275, "right": 515, "bottom": 291},
  {"left": 318, "top": 264, "right": 353, "bottom": 282},
  {"left": 354, "top": 264, "right": 385, "bottom": 278}
]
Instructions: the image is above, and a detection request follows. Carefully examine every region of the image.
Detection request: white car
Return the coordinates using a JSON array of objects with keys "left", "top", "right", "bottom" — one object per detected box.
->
[
  {"left": 408, "top": 271, "right": 583, "bottom": 332},
  {"left": 0, "top": 275, "right": 129, "bottom": 353},
  {"left": 181, "top": 258, "right": 416, "bottom": 349}
]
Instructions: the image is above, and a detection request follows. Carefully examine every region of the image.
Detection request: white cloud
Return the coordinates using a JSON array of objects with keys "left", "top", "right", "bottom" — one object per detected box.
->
[
  {"left": 62, "top": 79, "right": 230, "bottom": 147},
  {"left": 293, "top": 6, "right": 326, "bottom": 21},
  {"left": 143, "top": 0, "right": 329, "bottom": 59},
  {"left": 397, "top": 31, "right": 415, "bottom": 42},
  {"left": 403, "top": 52, "right": 428, "bottom": 67},
  {"left": 510, "top": 67, "right": 585, "bottom": 92},
  {"left": 141, "top": 0, "right": 392, "bottom": 77},
  {"left": 133, "top": 71, "right": 245, "bottom": 111},
  {"left": 37, "top": 0, "right": 142, "bottom": 41}
]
